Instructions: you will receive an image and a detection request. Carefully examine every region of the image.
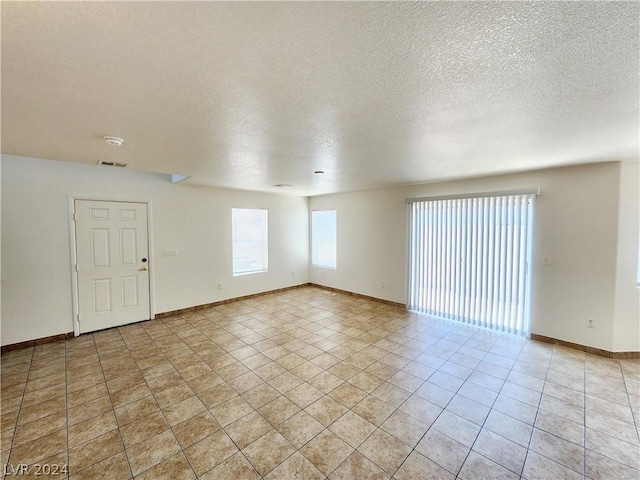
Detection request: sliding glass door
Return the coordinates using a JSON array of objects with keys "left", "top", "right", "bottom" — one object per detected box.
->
[{"left": 407, "top": 191, "right": 536, "bottom": 335}]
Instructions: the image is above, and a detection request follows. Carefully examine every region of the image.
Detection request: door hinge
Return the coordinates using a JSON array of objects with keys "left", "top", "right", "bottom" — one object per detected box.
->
[
  {"left": 75, "top": 264, "right": 79, "bottom": 272},
  {"left": 73, "top": 213, "right": 78, "bottom": 221},
  {"left": 77, "top": 313, "right": 81, "bottom": 324}
]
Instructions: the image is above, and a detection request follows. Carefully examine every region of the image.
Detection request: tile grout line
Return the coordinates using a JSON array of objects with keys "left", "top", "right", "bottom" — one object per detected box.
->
[
  {"left": 2, "top": 347, "right": 35, "bottom": 480},
  {"left": 522, "top": 347, "right": 588, "bottom": 479},
  {"left": 520, "top": 343, "right": 553, "bottom": 480},
  {"left": 619, "top": 363, "right": 640, "bottom": 445},
  {"left": 452, "top": 339, "right": 525, "bottom": 480},
  {"left": 537, "top": 347, "right": 588, "bottom": 479},
  {"left": 382, "top": 323, "right": 534, "bottom": 478},
  {"left": 392, "top": 340, "right": 485, "bottom": 480},
  {"left": 63, "top": 338, "right": 69, "bottom": 479},
  {"left": 224, "top": 305, "right": 425, "bottom": 477},
  {"left": 190, "top": 301, "right": 365, "bottom": 476},
  {"left": 583, "top": 352, "right": 588, "bottom": 480},
  {"left": 125, "top": 321, "right": 205, "bottom": 479},
  {"left": 179, "top": 320, "right": 266, "bottom": 479},
  {"left": 169, "top": 308, "right": 290, "bottom": 478},
  {"left": 186, "top": 295, "right": 386, "bottom": 476},
  {"left": 3, "top": 287, "right": 638, "bottom": 479},
  {"left": 129, "top": 328, "right": 200, "bottom": 479},
  {"left": 147, "top": 305, "right": 312, "bottom": 478},
  {"left": 383, "top": 330, "right": 527, "bottom": 479},
  {"left": 93, "top": 332, "right": 136, "bottom": 479},
  {"left": 335, "top": 316, "right": 472, "bottom": 477}
]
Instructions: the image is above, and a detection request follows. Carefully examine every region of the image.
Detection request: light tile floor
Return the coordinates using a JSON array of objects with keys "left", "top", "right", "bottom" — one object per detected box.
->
[{"left": 1, "top": 286, "right": 639, "bottom": 479}]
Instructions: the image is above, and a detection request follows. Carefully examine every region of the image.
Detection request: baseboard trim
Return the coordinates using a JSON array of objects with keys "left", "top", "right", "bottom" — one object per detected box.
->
[
  {"left": 309, "top": 284, "right": 406, "bottom": 309},
  {"left": 155, "top": 283, "right": 406, "bottom": 317},
  {"left": 530, "top": 333, "right": 639, "bottom": 359},
  {"left": 4, "top": 287, "right": 636, "bottom": 360},
  {"left": 1, "top": 284, "right": 401, "bottom": 354},
  {"left": 154, "top": 283, "right": 313, "bottom": 319},
  {"left": 1, "top": 332, "right": 75, "bottom": 355},
  {"left": 1, "top": 285, "right": 314, "bottom": 353}
]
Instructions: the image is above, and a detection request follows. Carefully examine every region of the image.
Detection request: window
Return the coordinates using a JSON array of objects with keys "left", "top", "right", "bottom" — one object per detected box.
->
[
  {"left": 407, "top": 190, "right": 537, "bottom": 335},
  {"left": 232, "top": 208, "right": 268, "bottom": 275},
  {"left": 312, "top": 210, "right": 337, "bottom": 269}
]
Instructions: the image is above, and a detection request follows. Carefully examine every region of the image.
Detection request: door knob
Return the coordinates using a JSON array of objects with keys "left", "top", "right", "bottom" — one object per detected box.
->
[{"left": 139, "top": 266, "right": 148, "bottom": 271}]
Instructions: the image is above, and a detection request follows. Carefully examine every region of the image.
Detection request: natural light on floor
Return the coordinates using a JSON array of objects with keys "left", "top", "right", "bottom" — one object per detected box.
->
[{"left": 407, "top": 190, "right": 537, "bottom": 336}]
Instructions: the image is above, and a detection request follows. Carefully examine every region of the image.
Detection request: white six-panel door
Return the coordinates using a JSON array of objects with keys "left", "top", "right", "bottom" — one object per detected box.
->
[{"left": 75, "top": 200, "right": 150, "bottom": 334}]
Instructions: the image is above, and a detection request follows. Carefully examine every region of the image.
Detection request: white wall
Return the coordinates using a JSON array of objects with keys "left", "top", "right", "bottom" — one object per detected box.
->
[
  {"left": 1, "top": 155, "right": 309, "bottom": 346},
  {"left": 311, "top": 162, "right": 639, "bottom": 352},
  {"left": 309, "top": 187, "right": 408, "bottom": 304},
  {"left": 3, "top": 155, "right": 637, "bottom": 352},
  {"left": 612, "top": 161, "right": 640, "bottom": 351}
]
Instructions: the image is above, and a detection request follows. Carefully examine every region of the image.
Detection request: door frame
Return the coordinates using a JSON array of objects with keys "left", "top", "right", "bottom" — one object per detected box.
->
[{"left": 68, "top": 196, "right": 156, "bottom": 337}]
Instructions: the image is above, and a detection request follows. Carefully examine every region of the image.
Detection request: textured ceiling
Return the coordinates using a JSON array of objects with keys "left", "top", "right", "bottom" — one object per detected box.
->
[{"left": 2, "top": 2, "right": 638, "bottom": 196}]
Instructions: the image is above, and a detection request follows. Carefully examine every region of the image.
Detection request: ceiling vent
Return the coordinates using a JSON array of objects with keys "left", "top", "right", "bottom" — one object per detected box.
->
[{"left": 98, "top": 160, "right": 128, "bottom": 167}]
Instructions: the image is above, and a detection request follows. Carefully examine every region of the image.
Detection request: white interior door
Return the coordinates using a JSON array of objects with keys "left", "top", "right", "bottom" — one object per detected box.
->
[{"left": 75, "top": 200, "right": 151, "bottom": 334}]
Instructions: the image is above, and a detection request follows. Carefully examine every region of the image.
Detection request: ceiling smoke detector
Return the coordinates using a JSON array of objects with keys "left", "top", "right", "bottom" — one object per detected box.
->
[{"left": 104, "top": 136, "right": 124, "bottom": 147}]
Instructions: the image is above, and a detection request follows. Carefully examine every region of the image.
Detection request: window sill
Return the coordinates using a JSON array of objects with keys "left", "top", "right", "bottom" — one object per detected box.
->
[{"left": 233, "top": 270, "right": 268, "bottom": 277}]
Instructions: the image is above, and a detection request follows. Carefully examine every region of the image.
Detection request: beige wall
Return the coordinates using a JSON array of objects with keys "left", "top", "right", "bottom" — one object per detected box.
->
[
  {"left": 310, "top": 162, "right": 639, "bottom": 352},
  {"left": 613, "top": 160, "right": 640, "bottom": 351},
  {"left": 3, "top": 155, "right": 637, "bottom": 352},
  {"left": 1, "top": 155, "right": 309, "bottom": 346}
]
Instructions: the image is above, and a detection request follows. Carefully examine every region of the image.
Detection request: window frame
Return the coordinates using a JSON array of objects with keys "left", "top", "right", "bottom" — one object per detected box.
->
[
  {"left": 406, "top": 190, "right": 537, "bottom": 336},
  {"left": 231, "top": 207, "right": 269, "bottom": 276},
  {"left": 311, "top": 209, "right": 337, "bottom": 270}
]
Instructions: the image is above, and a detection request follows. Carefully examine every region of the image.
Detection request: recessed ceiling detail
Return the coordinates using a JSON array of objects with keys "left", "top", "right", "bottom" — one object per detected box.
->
[{"left": 1, "top": 2, "right": 638, "bottom": 196}]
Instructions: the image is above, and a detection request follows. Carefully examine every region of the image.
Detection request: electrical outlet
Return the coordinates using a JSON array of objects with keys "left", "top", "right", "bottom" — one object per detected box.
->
[
  {"left": 217, "top": 283, "right": 223, "bottom": 290},
  {"left": 587, "top": 318, "right": 595, "bottom": 328},
  {"left": 542, "top": 256, "right": 551, "bottom": 266},
  {"left": 381, "top": 281, "right": 385, "bottom": 288},
  {"left": 291, "top": 271, "right": 295, "bottom": 277}
]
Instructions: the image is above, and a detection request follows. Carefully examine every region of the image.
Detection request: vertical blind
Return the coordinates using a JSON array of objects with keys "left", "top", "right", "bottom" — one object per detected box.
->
[{"left": 407, "top": 190, "right": 537, "bottom": 335}]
